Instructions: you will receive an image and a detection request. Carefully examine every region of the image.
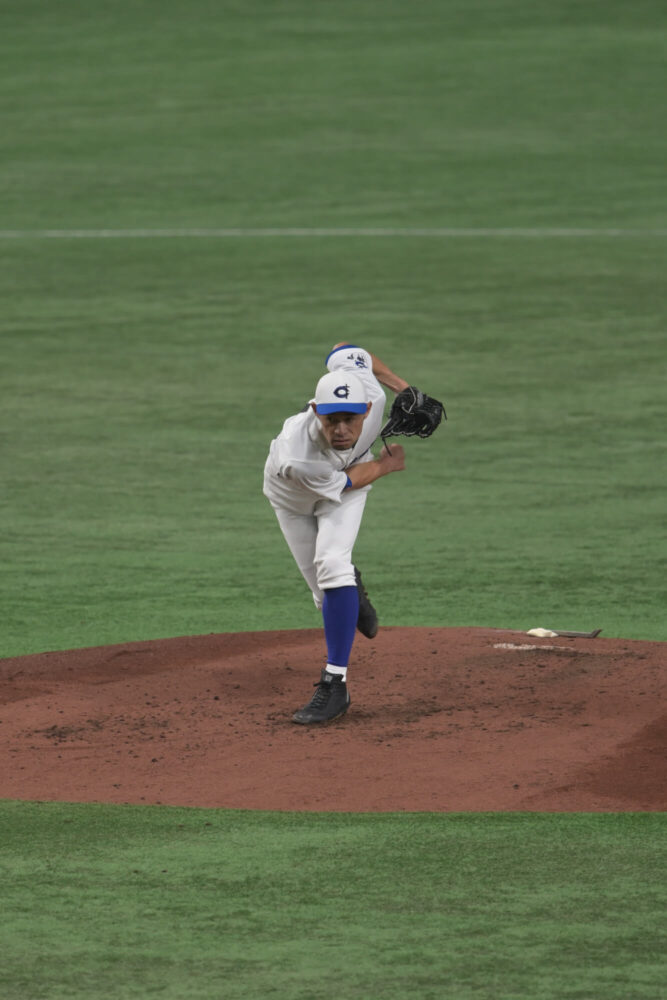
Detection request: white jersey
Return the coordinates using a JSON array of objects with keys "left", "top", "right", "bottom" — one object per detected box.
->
[{"left": 263, "top": 346, "right": 386, "bottom": 514}]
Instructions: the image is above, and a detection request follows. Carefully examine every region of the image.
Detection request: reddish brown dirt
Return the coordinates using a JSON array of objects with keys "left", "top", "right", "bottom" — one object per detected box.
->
[{"left": 1, "top": 628, "right": 665, "bottom": 812}]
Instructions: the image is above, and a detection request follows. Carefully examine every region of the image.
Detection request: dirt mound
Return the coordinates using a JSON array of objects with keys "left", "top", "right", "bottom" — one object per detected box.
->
[{"left": 1, "top": 628, "right": 664, "bottom": 812}]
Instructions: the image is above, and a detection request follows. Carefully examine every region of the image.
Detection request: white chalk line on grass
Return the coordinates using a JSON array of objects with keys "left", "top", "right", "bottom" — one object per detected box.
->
[{"left": 1, "top": 227, "right": 666, "bottom": 239}]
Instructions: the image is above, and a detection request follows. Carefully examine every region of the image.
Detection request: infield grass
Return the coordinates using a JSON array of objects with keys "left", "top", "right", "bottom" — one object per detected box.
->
[
  {"left": 2, "top": 801, "right": 666, "bottom": 1000},
  {"left": 2, "top": 0, "right": 666, "bottom": 232},
  {"left": 2, "top": 231, "right": 666, "bottom": 654}
]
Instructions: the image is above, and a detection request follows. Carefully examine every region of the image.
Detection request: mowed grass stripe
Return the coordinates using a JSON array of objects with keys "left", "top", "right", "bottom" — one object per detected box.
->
[{"left": 2, "top": 227, "right": 667, "bottom": 239}]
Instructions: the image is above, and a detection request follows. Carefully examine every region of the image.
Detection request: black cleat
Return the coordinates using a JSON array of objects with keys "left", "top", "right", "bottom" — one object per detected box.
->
[
  {"left": 292, "top": 670, "right": 351, "bottom": 725},
  {"left": 355, "top": 566, "right": 378, "bottom": 639}
]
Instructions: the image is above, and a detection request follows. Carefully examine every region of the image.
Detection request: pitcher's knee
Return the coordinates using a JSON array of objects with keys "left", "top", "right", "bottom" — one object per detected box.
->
[{"left": 315, "top": 555, "right": 356, "bottom": 592}]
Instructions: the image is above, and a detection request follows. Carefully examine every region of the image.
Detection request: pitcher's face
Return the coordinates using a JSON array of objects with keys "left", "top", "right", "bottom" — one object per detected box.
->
[{"left": 312, "top": 403, "right": 372, "bottom": 450}]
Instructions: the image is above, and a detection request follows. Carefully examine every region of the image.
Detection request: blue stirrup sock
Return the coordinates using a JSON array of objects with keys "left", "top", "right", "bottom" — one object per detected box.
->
[{"left": 322, "top": 585, "right": 359, "bottom": 678}]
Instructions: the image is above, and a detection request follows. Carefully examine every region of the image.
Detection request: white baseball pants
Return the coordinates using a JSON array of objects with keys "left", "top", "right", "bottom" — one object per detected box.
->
[{"left": 271, "top": 489, "right": 369, "bottom": 610}]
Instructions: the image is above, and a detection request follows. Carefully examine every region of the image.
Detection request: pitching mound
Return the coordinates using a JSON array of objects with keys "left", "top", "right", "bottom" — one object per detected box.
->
[{"left": 1, "top": 627, "right": 664, "bottom": 812}]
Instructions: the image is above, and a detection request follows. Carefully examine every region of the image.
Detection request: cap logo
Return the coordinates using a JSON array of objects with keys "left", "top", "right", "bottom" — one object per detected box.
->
[{"left": 314, "top": 371, "right": 366, "bottom": 414}]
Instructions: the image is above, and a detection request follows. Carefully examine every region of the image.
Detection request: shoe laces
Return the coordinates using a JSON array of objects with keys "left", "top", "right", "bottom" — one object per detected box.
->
[
  {"left": 310, "top": 675, "right": 344, "bottom": 708},
  {"left": 309, "top": 680, "right": 332, "bottom": 709}
]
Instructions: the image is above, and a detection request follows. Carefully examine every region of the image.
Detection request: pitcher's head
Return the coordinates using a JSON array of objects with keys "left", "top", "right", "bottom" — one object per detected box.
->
[{"left": 311, "top": 371, "right": 371, "bottom": 449}]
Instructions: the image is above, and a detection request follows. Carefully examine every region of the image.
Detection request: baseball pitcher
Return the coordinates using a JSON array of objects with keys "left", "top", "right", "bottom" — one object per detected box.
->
[{"left": 263, "top": 343, "right": 444, "bottom": 724}]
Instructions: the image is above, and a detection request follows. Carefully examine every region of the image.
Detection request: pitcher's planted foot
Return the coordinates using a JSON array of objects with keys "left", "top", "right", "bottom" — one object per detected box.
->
[{"left": 292, "top": 670, "right": 351, "bottom": 725}]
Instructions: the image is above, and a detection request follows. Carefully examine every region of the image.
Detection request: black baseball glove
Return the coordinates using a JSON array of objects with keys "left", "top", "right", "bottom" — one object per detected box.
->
[{"left": 380, "top": 386, "right": 446, "bottom": 442}]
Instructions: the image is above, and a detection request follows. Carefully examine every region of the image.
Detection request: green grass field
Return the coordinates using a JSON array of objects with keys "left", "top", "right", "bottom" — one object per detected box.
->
[
  {"left": 2, "top": 803, "right": 666, "bottom": 1000},
  {"left": 3, "top": 234, "right": 666, "bottom": 654},
  {"left": 2, "top": 1, "right": 666, "bottom": 997}
]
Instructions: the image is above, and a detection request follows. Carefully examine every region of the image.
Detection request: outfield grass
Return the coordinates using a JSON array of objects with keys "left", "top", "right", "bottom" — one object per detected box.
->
[{"left": 1, "top": 802, "right": 665, "bottom": 1000}]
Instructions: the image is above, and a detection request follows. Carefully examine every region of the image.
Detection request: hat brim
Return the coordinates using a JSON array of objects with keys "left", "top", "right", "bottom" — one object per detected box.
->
[{"left": 316, "top": 402, "right": 367, "bottom": 415}]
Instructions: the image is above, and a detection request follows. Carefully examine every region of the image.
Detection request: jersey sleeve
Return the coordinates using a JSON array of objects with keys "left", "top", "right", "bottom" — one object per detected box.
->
[{"left": 278, "top": 459, "right": 350, "bottom": 504}]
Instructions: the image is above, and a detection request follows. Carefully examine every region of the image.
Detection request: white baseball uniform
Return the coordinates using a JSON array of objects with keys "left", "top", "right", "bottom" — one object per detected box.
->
[{"left": 263, "top": 345, "right": 387, "bottom": 609}]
